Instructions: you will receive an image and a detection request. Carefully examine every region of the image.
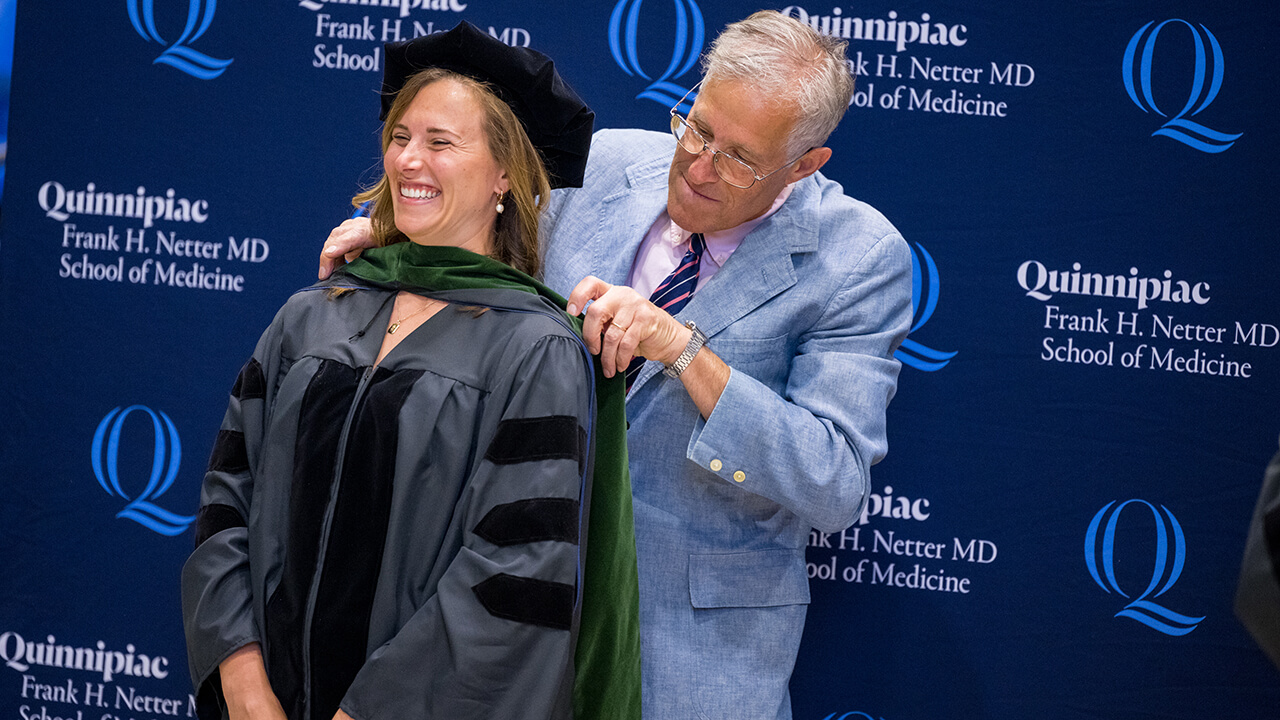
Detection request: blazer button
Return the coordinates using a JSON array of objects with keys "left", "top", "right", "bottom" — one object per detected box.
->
[
  {"left": 733, "top": 470, "right": 746, "bottom": 483},
  {"left": 710, "top": 459, "right": 723, "bottom": 471}
]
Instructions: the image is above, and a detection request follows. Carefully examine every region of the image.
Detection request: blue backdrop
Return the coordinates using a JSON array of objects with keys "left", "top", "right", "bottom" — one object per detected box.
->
[{"left": 2, "top": 2, "right": 1277, "bottom": 718}]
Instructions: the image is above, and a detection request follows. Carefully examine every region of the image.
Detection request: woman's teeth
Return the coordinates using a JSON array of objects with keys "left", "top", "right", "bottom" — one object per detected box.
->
[{"left": 400, "top": 185, "right": 440, "bottom": 199}]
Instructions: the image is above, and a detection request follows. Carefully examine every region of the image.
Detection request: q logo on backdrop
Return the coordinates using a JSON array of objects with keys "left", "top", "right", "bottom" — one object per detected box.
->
[
  {"left": 821, "top": 713, "right": 884, "bottom": 720},
  {"left": 1084, "top": 499, "right": 1205, "bottom": 636},
  {"left": 127, "top": 0, "right": 234, "bottom": 80},
  {"left": 1122, "top": 20, "right": 1241, "bottom": 153},
  {"left": 894, "top": 242, "right": 957, "bottom": 372},
  {"left": 608, "top": 0, "right": 705, "bottom": 111},
  {"left": 91, "top": 405, "right": 196, "bottom": 537}
]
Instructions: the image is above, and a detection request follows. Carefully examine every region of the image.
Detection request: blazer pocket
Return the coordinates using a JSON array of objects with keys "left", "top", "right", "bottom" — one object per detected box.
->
[
  {"left": 689, "top": 549, "right": 811, "bottom": 608},
  {"left": 707, "top": 334, "right": 788, "bottom": 363},
  {"left": 708, "top": 335, "right": 789, "bottom": 387}
]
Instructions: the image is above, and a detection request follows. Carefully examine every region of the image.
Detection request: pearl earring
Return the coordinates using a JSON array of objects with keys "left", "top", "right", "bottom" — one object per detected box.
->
[{"left": 496, "top": 193, "right": 505, "bottom": 214}]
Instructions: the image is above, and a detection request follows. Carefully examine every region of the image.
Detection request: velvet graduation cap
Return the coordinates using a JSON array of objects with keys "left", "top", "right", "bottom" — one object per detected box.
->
[{"left": 380, "top": 22, "right": 595, "bottom": 189}]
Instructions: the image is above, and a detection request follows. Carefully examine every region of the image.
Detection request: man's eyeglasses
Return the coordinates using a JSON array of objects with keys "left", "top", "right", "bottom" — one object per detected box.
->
[{"left": 668, "top": 83, "right": 810, "bottom": 190}]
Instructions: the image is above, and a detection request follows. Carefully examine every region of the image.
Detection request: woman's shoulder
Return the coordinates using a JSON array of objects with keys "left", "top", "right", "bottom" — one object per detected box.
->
[
  {"left": 454, "top": 294, "right": 585, "bottom": 364},
  {"left": 480, "top": 298, "right": 582, "bottom": 352},
  {"left": 274, "top": 284, "right": 387, "bottom": 326}
]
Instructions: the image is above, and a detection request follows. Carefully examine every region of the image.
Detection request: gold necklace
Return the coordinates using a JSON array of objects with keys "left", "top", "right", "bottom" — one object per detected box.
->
[{"left": 387, "top": 299, "right": 437, "bottom": 334}]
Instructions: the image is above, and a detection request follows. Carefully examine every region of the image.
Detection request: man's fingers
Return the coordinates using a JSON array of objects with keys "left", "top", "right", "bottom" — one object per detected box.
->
[
  {"left": 575, "top": 283, "right": 658, "bottom": 368},
  {"left": 599, "top": 322, "right": 624, "bottom": 377},
  {"left": 325, "top": 219, "right": 369, "bottom": 253},
  {"left": 599, "top": 312, "right": 641, "bottom": 376},
  {"left": 614, "top": 324, "right": 642, "bottom": 373},
  {"left": 318, "top": 218, "right": 375, "bottom": 279},
  {"left": 605, "top": 306, "right": 641, "bottom": 373},
  {"left": 319, "top": 255, "right": 343, "bottom": 280},
  {"left": 581, "top": 295, "right": 616, "bottom": 354},
  {"left": 566, "top": 276, "right": 610, "bottom": 317}
]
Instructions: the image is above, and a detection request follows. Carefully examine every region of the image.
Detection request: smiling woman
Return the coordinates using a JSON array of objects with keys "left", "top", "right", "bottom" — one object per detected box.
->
[
  {"left": 355, "top": 67, "right": 549, "bottom": 277},
  {"left": 350, "top": 69, "right": 551, "bottom": 363},
  {"left": 381, "top": 79, "right": 510, "bottom": 254},
  {"left": 180, "top": 22, "right": 639, "bottom": 720}
]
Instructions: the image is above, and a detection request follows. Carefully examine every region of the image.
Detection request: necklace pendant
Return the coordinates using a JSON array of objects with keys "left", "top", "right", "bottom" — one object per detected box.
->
[{"left": 387, "top": 322, "right": 401, "bottom": 335}]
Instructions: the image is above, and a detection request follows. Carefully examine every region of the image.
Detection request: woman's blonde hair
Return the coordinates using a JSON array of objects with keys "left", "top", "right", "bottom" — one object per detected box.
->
[{"left": 353, "top": 68, "right": 551, "bottom": 277}]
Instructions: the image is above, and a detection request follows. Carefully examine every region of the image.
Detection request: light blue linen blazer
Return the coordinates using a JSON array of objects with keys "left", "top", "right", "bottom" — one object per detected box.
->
[{"left": 542, "top": 129, "right": 913, "bottom": 720}]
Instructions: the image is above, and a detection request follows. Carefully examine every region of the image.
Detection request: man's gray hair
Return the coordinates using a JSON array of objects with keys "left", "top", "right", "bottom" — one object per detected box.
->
[{"left": 702, "top": 10, "right": 854, "bottom": 157}]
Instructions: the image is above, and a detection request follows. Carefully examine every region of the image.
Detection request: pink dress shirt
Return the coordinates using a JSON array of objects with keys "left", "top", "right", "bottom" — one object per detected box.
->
[{"left": 626, "top": 184, "right": 794, "bottom": 299}]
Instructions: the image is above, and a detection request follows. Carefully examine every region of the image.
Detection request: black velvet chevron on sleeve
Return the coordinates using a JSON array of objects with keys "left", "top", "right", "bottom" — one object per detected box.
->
[
  {"left": 474, "top": 498, "right": 579, "bottom": 546},
  {"left": 484, "top": 415, "right": 587, "bottom": 474},
  {"left": 230, "top": 358, "right": 266, "bottom": 400},
  {"left": 194, "top": 504, "right": 246, "bottom": 548},
  {"left": 207, "top": 429, "right": 249, "bottom": 474},
  {"left": 1265, "top": 504, "right": 1280, "bottom": 584},
  {"left": 472, "top": 573, "right": 575, "bottom": 630}
]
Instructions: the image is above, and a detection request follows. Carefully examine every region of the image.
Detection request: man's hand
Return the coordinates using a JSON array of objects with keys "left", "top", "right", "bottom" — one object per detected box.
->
[
  {"left": 319, "top": 217, "right": 377, "bottom": 279},
  {"left": 219, "top": 644, "right": 288, "bottom": 720},
  {"left": 567, "top": 276, "right": 692, "bottom": 378}
]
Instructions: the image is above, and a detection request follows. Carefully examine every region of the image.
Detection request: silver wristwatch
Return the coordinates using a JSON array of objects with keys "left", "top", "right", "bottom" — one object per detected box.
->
[{"left": 663, "top": 321, "right": 707, "bottom": 378}]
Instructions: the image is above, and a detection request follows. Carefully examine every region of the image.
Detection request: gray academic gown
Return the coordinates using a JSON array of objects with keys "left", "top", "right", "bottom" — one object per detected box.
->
[{"left": 181, "top": 281, "right": 596, "bottom": 720}]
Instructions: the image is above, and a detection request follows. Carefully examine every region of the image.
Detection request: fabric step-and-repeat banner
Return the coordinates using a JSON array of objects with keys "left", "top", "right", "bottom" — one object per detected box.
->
[{"left": 1, "top": 1, "right": 1277, "bottom": 718}]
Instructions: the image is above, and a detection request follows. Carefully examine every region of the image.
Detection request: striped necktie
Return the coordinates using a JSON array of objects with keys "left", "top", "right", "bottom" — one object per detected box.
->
[{"left": 625, "top": 233, "right": 706, "bottom": 391}]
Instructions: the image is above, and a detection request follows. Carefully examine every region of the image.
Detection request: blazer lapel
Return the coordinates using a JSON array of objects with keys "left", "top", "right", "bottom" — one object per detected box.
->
[
  {"left": 594, "top": 198, "right": 665, "bottom": 286},
  {"left": 551, "top": 154, "right": 669, "bottom": 292}
]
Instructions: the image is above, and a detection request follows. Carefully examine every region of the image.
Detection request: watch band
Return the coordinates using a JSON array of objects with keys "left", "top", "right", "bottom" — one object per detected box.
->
[{"left": 664, "top": 321, "right": 707, "bottom": 379}]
